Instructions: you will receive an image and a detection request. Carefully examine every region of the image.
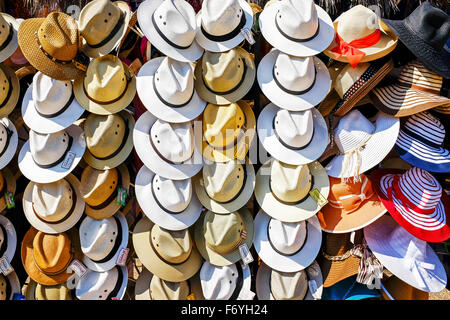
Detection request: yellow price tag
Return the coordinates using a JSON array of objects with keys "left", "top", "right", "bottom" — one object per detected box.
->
[{"left": 309, "top": 188, "right": 328, "bottom": 207}]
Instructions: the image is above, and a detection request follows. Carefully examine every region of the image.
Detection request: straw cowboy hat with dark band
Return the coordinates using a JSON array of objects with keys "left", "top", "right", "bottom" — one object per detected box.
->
[
  {"left": 0, "top": 63, "right": 20, "bottom": 119},
  {"left": 0, "top": 13, "right": 19, "bottom": 63}
]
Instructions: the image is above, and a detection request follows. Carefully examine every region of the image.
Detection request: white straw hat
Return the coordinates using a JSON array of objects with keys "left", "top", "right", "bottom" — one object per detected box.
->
[
  {"left": 0, "top": 117, "right": 17, "bottom": 170},
  {"left": 75, "top": 266, "right": 128, "bottom": 300},
  {"left": 0, "top": 13, "right": 19, "bottom": 63},
  {"left": 0, "top": 215, "right": 16, "bottom": 265}
]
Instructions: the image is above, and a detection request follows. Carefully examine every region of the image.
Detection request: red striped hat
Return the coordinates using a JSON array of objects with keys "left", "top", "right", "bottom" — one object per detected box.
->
[{"left": 371, "top": 167, "right": 450, "bottom": 243}]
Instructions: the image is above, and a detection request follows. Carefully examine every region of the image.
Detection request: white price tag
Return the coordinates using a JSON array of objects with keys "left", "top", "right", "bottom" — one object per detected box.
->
[
  {"left": 239, "top": 243, "right": 254, "bottom": 265},
  {"left": 240, "top": 28, "right": 255, "bottom": 45},
  {"left": 237, "top": 288, "right": 256, "bottom": 300},
  {"left": 61, "top": 152, "right": 76, "bottom": 169},
  {"left": 0, "top": 257, "right": 13, "bottom": 276},
  {"left": 67, "top": 259, "right": 88, "bottom": 278},
  {"left": 308, "top": 280, "right": 321, "bottom": 300},
  {"left": 116, "top": 248, "right": 129, "bottom": 266}
]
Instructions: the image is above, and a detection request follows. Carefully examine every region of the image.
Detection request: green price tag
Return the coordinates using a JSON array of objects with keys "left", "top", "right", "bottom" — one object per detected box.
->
[
  {"left": 5, "top": 192, "right": 15, "bottom": 209},
  {"left": 116, "top": 187, "right": 127, "bottom": 206},
  {"left": 309, "top": 188, "right": 328, "bottom": 207}
]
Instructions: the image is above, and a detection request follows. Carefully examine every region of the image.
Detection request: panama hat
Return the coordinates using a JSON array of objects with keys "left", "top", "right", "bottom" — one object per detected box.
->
[
  {"left": 257, "top": 50, "right": 331, "bottom": 111},
  {"left": 323, "top": 5, "right": 398, "bottom": 68},
  {"left": 23, "top": 174, "right": 85, "bottom": 234},
  {"left": 79, "top": 0, "right": 132, "bottom": 58},
  {"left": 364, "top": 215, "right": 447, "bottom": 293},
  {"left": 325, "top": 109, "right": 399, "bottom": 180},
  {"left": 136, "top": 57, "right": 206, "bottom": 123},
  {"left": 133, "top": 217, "right": 203, "bottom": 282},
  {"left": 0, "top": 168, "right": 16, "bottom": 213},
  {"left": 0, "top": 13, "right": 19, "bottom": 62},
  {"left": 317, "top": 62, "right": 347, "bottom": 117},
  {"left": 255, "top": 159, "right": 329, "bottom": 223},
  {"left": 371, "top": 167, "right": 450, "bottom": 243},
  {"left": 254, "top": 210, "right": 322, "bottom": 273},
  {"left": 138, "top": 0, "right": 203, "bottom": 62},
  {"left": 199, "top": 261, "right": 252, "bottom": 300},
  {"left": 76, "top": 266, "right": 128, "bottom": 300},
  {"left": 79, "top": 211, "right": 129, "bottom": 272},
  {"left": 0, "top": 117, "right": 18, "bottom": 170},
  {"left": 135, "top": 165, "right": 202, "bottom": 231},
  {"left": 21, "top": 72, "right": 85, "bottom": 134},
  {"left": 0, "top": 272, "right": 20, "bottom": 300},
  {"left": 24, "top": 279, "right": 73, "bottom": 300},
  {"left": 201, "top": 101, "right": 256, "bottom": 163},
  {"left": 0, "top": 215, "right": 16, "bottom": 265},
  {"left": 256, "top": 261, "right": 323, "bottom": 300},
  {"left": 259, "top": 0, "right": 334, "bottom": 57},
  {"left": 133, "top": 111, "right": 203, "bottom": 180},
  {"left": 74, "top": 54, "right": 136, "bottom": 115},
  {"left": 194, "top": 47, "right": 255, "bottom": 105},
  {"left": 193, "top": 158, "right": 255, "bottom": 214},
  {"left": 322, "top": 275, "right": 381, "bottom": 300},
  {"left": 195, "top": 0, "right": 254, "bottom": 53},
  {"left": 21, "top": 227, "right": 83, "bottom": 286},
  {"left": 380, "top": 275, "right": 429, "bottom": 300},
  {"left": 83, "top": 110, "right": 135, "bottom": 170},
  {"left": 0, "top": 63, "right": 20, "bottom": 119},
  {"left": 18, "top": 125, "right": 86, "bottom": 184},
  {"left": 17, "top": 12, "right": 86, "bottom": 81},
  {"left": 194, "top": 208, "right": 254, "bottom": 267},
  {"left": 257, "top": 103, "right": 329, "bottom": 165}
]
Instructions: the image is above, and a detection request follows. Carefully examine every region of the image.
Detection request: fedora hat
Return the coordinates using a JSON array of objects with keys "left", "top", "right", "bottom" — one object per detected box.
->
[
  {"left": 324, "top": 109, "right": 399, "bottom": 180},
  {"left": 0, "top": 168, "right": 16, "bottom": 213},
  {"left": 257, "top": 103, "right": 329, "bottom": 165},
  {"left": 79, "top": 0, "right": 132, "bottom": 58},
  {"left": 18, "top": 125, "right": 86, "bottom": 184},
  {"left": 135, "top": 165, "right": 202, "bottom": 231},
  {"left": 201, "top": 101, "right": 256, "bottom": 163},
  {"left": 0, "top": 13, "right": 19, "bottom": 63},
  {"left": 79, "top": 211, "right": 129, "bottom": 272},
  {"left": 21, "top": 72, "right": 85, "bottom": 134},
  {"left": 322, "top": 275, "right": 381, "bottom": 300},
  {"left": 76, "top": 266, "right": 128, "bottom": 300},
  {"left": 193, "top": 158, "right": 255, "bottom": 214},
  {"left": 194, "top": 208, "right": 254, "bottom": 267},
  {"left": 133, "top": 217, "right": 203, "bottom": 282},
  {"left": 0, "top": 272, "right": 20, "bottom": 300},
  {"left": 323, "top": 5, "right": 398, "bottom": 68},
  {"left": 137, "top": 57, "right": 206, "bottom": 123},
  {"left": 364, "top": 215, "right": 447, "bottom": 292},
  {"left": 382, "top": 2, "right": 450, "bottom": 79},
  {"left": 80, "top": 164, "right": 130, "bottom": 220},
  {"left": 194, "top": 47, "right": 255, "bottom": 105},
  {"left": 23, "top": 174, "right": 85, "bottom": 234},
  {"left": 24, "top": 279, "right": 73, "bottom": 300},
  {"left": 17, "top": 12, "right": 86, "bottom": 81},
  {"left": 256, "top": 261, "right": 323, "bottom": 300},
  {"left": 21, "top": 227, "right": 82, "bottom": 286},
  {"left": 257, "top": 50, "right": 331, "bottom": 110},
  {"left": 254, "top": 210, "right": 322, "bottom": 273},
  {"left": 0, "top": 117, "right": 18, "bottom": 170},
  {"left": 0, "top": 64, "right": 20, "bottom": 119},
  {"left": 394, "top": 112, "right": 450, "bottom": 173},
  {"left": 317, "top": 174, "right": 387, "bottom": 233},
  {"left": 138, "top": 0, "right": 203, "bottom": 62},
  {"left": 195, "top": 0, "right": 254, "bottom": 53},
  {"left": 255, "top": 159, "right": 330, "bottom": 223},
  {"left": 259, "top": 0, "right": 334, "bottom": 57},
  {"left": 83, "top": 110, "right": 135, "bottom": 170},
  {"left": 371, "top": 167, "right": 450, "bottom": 243},
  {"left": 0, "top": 215, "right": 16, "bottom": 266},
  {"left": 133, "top": 111, "right": 203, "bottom": 180},
  {"left": 381, "top": 275, "right": 429, "bottom": 300},
  {"left": 199, "top": 261, "right": 252, "bottom": 300}
]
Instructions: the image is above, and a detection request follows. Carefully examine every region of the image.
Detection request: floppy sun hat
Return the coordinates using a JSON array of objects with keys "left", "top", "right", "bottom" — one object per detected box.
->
[
  {"left": 0, "top": 117, "right": 18, "bottom": 170},
  {"left": 0, "top": 215, "right": 17, "bottom": 267},
  {"left": 0, "top": 13, "right": 19, "bottom": 63},
  {"left": 0, "top": 63, "right": 20, "bottom": 119},
  {"left": 0, "top": 272, "right": 20, "bottom": 300},
  {"left": 76, "top": 266, "right": 128, "bottom": 300},
  {"left": 0, "top": 168, "right": 16, "bottom": 213}
]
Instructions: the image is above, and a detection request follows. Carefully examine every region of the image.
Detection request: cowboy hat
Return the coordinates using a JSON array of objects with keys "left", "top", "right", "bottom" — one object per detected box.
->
[
  {"left": 18, "top": 125, "right": 86, "bottom": 184},
  {"left": 0, "top": 215, "right": 16, "bottom": 266},
  {"left": 0, "top": 117, "right": 18, "bottom": 170},
  {"left": 136, "top": 56, "right": 206, "bottom": 123},
  {"left": 0, "top": 13, "right": 19, "bottom": 63},
  {"left": 0, "top": 272, "right": 20, "bottom": 300},
  {"left": 24, "top": 279, "right": 73, "bottom": 300},
  {"left": 76, "top": 266, "right": 128, "bottom": 300},
  {"left": 0, "top": 63, "right": 20, "bottom": 119},
  {"left": 380, "top": 275, "right": 429, "bottom": 300},
  {"left": 0, "top": 168, "right": 16, "bottom": 213}
]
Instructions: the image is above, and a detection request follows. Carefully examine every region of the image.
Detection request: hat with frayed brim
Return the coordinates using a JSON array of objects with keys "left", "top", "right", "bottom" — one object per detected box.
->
[
  {"left": 0, "top": 168, "right": 16, "bottom": 213},
  {"left": 0, "top": 13, "right": 19, "bottom": 63},
  {"left": 0, "top": 64, "right": 20, "bottom": 119}
]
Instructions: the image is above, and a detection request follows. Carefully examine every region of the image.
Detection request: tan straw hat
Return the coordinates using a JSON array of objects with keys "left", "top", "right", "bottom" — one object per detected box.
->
[
  {"left": 0, "top": 63, "right": 20, "bottom": 118},
  {"left": 25, "top": 280, "right": 73, "bottom": 300}
]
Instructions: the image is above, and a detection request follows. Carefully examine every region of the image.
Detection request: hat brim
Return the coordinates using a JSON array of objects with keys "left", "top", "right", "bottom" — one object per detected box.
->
[
  {"left": 255, "top": 159, "right": 330, "bottom": 223},
  {"left": 0, "top": 14, "right": 19, "bottom": 63},
  {"left": 194, "top": 208, "right": 254, "bottom": 267},
  {"left": 325, "top": 112, "right": 400, "bottom": 179},
  {"left": 133, "top": 111, "right": 203, "bottom": 180},
  {"left": 83, "top": 110, "right": 135, "bottom": 170},
  {"left": 257, "top": 52, "right": 331, "bottom": 110},
  {"left": 195, "top": 0, "right": 253, "bottom": 53},
  {"left": 0, "top": 63, "right": 20, "bottom": 119},
  {"left": 135, "top": 165, "right": 202, "bottom": 231},
  {"left": 136, "top": 57, "right": 207, "bottom": 123},
  {"left": 193, "top": 159, "right": 255, "bottom": 214},
  {"left": 5, "top": 271, "right": 21, "bottom": 300},
  {"left": 85, "top": 164, "right": 130, "bottom": 220},
  {"left": 194, "top": 47, "right": 256, "bottom": 105},
  {"left": 364, "top": 215, "right": 447, "bottom": 292},
  {"left": 22, "top": 84, "right": 86, "bottom": 134},
  {"left": 257, "top": 103, "right": 329, "bottom": 165},
  {"left": 18, "top": 124, "right": 86, "bottom": 184},
  {"left": 81, "top": 1, "right": 132, "bottom": 58},
  {"left": 259, "top": 4, "right": 334, "bottom": 57},
  {"left": 0, "top": 168, "right": 16, "bottom": 213},
  {"left": 23, "top": 174, "right": 86, "bottom": 234},
  {"left": 0, "top": 215, "right": 16, "bottom": 264},
  {"left": 138, "top": 0, "right": 204, "bottom": 62},
  {"left": 0, "top": 117, "right": 18, "bottom": 170},
  {"left": 254, "top": 210, "right": 322, "bottom": 273},
  {"left": 132, "top": 216, "right": 203, "bottom": 282},
  {"left": 320, "top": 252, "right": 360, "bottom": 288},
  {"left": 256, "top": 261, "right": 323, "bottom": 300},
  {"left": 75, "top": 266, "right": 129, "bottom": 300}
]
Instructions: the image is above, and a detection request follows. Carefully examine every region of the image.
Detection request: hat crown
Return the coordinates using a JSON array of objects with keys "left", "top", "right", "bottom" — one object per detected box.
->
[
  {"left": 80, "top": 216, "right": 118, "bottom": 261},
  {"left": 335, "top": 63, "right": 370, "bottom": 99},
  {"left": 275, "top": 0, "right": 319, "bottom": 41},
  {"left": 35, "top": 283, "right": 72, "bottom": 300},
  {"left": 334, "top": 110, "right": 374, "bottom": 153},
  {"left": 337, "top": 5, "right": 379, "bottom": 43},
  {"left": 0, "top": 67, "right": 10, "bottom": 105},
  {"left": 152, "top": 175, "right": 192, "bottom": 213},
  {"left": 274, "top": 54, "right": 316, "bottom": 93},
  {"left": 32, "top": 72, "right": 73, "bottom": 116},
  {"left": 77, "top": 267, "right": 119, "bottom": 300},
  {"left": 270, "top": 160, "right": 312, "bottom": 203},
  {"left": 202, "top": 0, "right": 244, "bottom": 36},
  {"left": 203, "top": 160, "right": 245, "bottom": 203},
  {"left": 32, "top": 179, "right": 73, "bottom": 223},
  {"left": 150, "top": 120, "right": 194, "bottom": 163},
  {"left": 390, "top": 223, "right": 428, "bottom": 262},
  {"left": 397, "top": 61, "right": 443, "bottom": 92},
  {"left": 32, "top": 231, "right": 72, "bottom": 274},
  {"left": 274, "top": 109, "right": 314, "bottom": 149},
  {"left": 30, "top": 130, "right": 70, "bottom": 167},
  {"left": 0, "top": 15, "right": 11, "bottom": 48},
  {"left": 268, "top": 219, "right": 307, "bottom": 255},
  {"left": 270, "top": 269, "right": 308, "bottom": 300},
  {"left": 0, "top": 121, "right": 9, "bottom": 154},
  {"left": 0, "top": 274, "right": 6, "bottom": 300},
  {"left": 329, "top": 174, "right": 373, "bottom": 208},
  {"left": 81, "top": 166, "right": 119, "bottom": 207},
  {"left": 403, "top": 111, "right": 445, "bottom": 146},
  {"left": 324, "top": 231, "right": 362, "bottom": 256},
  {"left": 200, "top": 262, "right": 238, "bottom": 300},
  {"left": 149, "top": 276, "right": 189, "bottom": 300},
  {"left": 151, "top": 225, "right": 193, "bottom": 264}
]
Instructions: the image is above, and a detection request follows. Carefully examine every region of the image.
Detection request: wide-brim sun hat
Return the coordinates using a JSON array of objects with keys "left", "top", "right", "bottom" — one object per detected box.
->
[
  {"left": 0, "top": 64, "right": 20, "bottom": 119},
  {"left": 0, "top": 215, "right": 17, "bottom": 264},
  {"left": 0, "top": 168, "right": 16, "bottom": 213},
  {"left": 0, "top": 118, "right": 18, "bottom": 170},
  {"left": 0, "top": 13, "right": 19, "bottom": 63}
]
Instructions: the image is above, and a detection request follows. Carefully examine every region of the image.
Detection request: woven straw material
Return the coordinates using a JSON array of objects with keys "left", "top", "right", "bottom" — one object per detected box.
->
[{"left": 0, "top": 63, "right": 20, "bottom": 119}]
